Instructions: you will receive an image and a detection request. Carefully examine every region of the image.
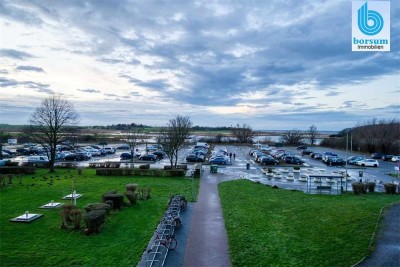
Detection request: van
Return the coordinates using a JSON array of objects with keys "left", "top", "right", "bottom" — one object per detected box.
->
[
  {"left": 12, "top": 156, "right": 49, "bottom": 166},
  {"left": 8, "top": 139, "right": 17, "bottom": 145}
]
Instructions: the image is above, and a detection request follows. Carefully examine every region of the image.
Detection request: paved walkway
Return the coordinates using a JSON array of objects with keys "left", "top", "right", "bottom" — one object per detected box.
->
[
  {"left": 183, "top": 168, "right": 233, "bottom": 267},
  {"left": 357, "top": 202, "right": 400, "bottom": 267}
]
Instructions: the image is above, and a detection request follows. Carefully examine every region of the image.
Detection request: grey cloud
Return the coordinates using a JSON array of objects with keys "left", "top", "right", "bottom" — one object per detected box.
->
[
  {"left": 325, "top": 91, "right": 342, "bottom": 97},
  {"left": 0, "top": 76, "right": 52, "bottom": 93},
  {"left": 0, "top": 1, "right": 44, "bottom": 25},
  {"left": 16, "top": 65, "right": 45, "bottom": 72},
  {"left": 0, "top": 49, "right": 33, "bottom": 60},
  {"left": 104, "top": 93, "right": 118, "bottom": 97},
  {"left": 78, "top": 88, "right": 101, "bottom": 93}
]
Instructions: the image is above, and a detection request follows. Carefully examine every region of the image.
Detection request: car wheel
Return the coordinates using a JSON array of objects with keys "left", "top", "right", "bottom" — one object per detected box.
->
[
  {"left": 361, "top": 164, "right": 365, "bottom": 167},
  {"left": 374, "top": 164, "right": 378, "bottom": 167}
]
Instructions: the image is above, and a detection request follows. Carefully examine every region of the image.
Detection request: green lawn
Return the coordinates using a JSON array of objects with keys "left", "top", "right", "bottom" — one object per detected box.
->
[
  {"left": 219, "top": 180, "right": 400, "bottom": 267},
  {"left": 0, "top": 168, "right": 199, "bottom": 267}
]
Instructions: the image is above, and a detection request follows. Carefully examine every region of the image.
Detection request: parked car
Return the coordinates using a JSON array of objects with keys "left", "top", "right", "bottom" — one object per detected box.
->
[
  {"left": 209, "top": 157, "right": 229, "bottom": 165},
  {"left": 102, "top": 147, "right": 116, "bottom": 154},
  {"left": 324, "top": 156, "right": 345, "bottom": 166},
  {"left": 13, "top": 155, "right": 49, "bottom": 165},
  {"left": 357, "top": 159, "right": 379, "bottom": 167},
  {"left": 371, "top": 152, "right": 384, "bottom": 159},
  {"left": 285, "top": 157, "right": 304, "bottom": 165},
  {"left": 322, "top": 152, "right": 338, "bottom": 162},
  {"left": 382, "top": 155, "right": 394, "bottom": 161},
  {"left": 152, "top": 151, "right": 165, "bottom": 159},
  {"left": 1, "top": 151, "right": 10, "bottom": 158},
  {"left": 139, "top": 154, "right": 158, "bottom": 161},
  {"left": 2, "top": 149, "right": 16, "bottom": 156},
  {"left": 302, "top": 149, "right": 313, "bottom": 155},
  {"left": 117, "top": 144, "right": 130, "bottom": 150},
  {"left": 391, "top": 156, "right": 400, "bottom": 162},
  {"left": 84, "top": 147, "right": 101, "bottom": 156},
  {"left": 260, "top": 157, "right": 279, "bottom": 165},
  {"left": 186, "top": 153, "right": 205, "bottom": 162},
  {"left": 346, "top": 156, "right": 365, "bottom": 165},
  {"left": 65, "top": 153, "right": 88, "bottom": 161},
  {"left": 120, "top": 152, "right": 133, "bottom": 160},
  {"left": 312, "top": 153, "right": 322, "bottom": 160}
]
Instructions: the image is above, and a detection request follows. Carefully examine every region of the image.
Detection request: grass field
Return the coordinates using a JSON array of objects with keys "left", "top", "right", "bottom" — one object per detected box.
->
[
  {"left": 219, "top": 179, "right": 400, "bottom": 267},
  {"left": 0, "top": 169, "right": 199, "bottom": 266}
]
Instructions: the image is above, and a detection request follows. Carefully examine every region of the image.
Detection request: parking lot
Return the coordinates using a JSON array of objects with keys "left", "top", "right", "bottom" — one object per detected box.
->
[{"left": 2, "top": 143, "right": 399, "bottom": 189}]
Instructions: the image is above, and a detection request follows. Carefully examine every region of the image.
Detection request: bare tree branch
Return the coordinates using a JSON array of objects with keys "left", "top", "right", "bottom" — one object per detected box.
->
[
  {"left": 231, "top": 124, "right": 255, "bottom": 143},
  {"left": 25, "top": 94, "right": 79, "bottom": 172}
]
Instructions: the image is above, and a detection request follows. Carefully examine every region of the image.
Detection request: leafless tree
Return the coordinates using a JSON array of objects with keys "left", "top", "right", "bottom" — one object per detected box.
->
[
  {"left": 0, "top": 131, "right": 4, "bottom": 160},
  {"left": 231, "top": 124, "right": 255, "bottom": 143},
  {"left": 280, "top": 130, "right": 304, "bottom": 145},
  {"left": 26, "top": 94, "right": 79, "bottom": 172},
  {"left": 125, "top": 127, "right": 144, "bottom": 164},
  {"left": 306, "top": 125, "right": 319, "bottom": 146},
  {"left": 352, "top": 118, "right": 400, "bottom": 153},
  {"left": 158, "top": 115, "right": 192, "bottom": 168}
]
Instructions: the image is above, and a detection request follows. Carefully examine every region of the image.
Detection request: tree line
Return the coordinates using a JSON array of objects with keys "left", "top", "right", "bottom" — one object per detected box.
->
[{"left": 321, "top": 119, "right": 400, "bottom": 154}]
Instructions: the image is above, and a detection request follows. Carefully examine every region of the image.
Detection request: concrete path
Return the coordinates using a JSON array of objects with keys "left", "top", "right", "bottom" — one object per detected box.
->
[
  {"left": 358, "top": 202, "right": 400, "bottom": 267},
  {"left": 183, "top": 168, "right": 233, "bottom": 267}
]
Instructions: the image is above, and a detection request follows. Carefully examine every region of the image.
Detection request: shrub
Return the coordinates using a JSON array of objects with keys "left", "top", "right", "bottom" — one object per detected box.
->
[
  {"left": 125, "top": 191, "right": 138, "bottom": 204},
  {"left": 96, "top": 168, "right": 185, "bottom": 177},
  {"left": 383, "top": 183, "right": 397, "bottom": 194},
  {"left": 70, "top": 209, "right": 82, "bottom": 229},
  {"left": 126, "top": 183, "right": 138, "bottom": 192},
  {"left": 0, "top": 166, "right": 35, "bottom": 174},
  {"left": 176, "top": 164, "right": 188, "bottom": 170},
  {"left": 0, "top": 175, "right": 5, "bottom": 186},
  {"left": 138, "top": 187, "right": 151, "bottom": 200},
  {"left": 366, "top": 182, "right": 376, "bottom": 193},
  {"left": 60, "top": 204, "right": 82, "bottom": 230},
  {"left": 84, "top": 203, "right": 111, "bottom": 215},
  {"left": 103, "top": 193, "right": 125, "bottom": 210},
  {"left": 104, "top": 200, "right": 113, "bottom": 210},
  {"left": 5, "top": 161, "right": 18, "bottom": 167},
  {"left": 139, "top": 164, "right": 150, "bottom": 169},
  {"left": 84, "top": 210, "right": 106, "bottom": 235},
  {"left": 352, "top": 182, "right": 366, "bottom": 195},
  {"left": 7, "top": 174, "right": 13, "bottom": 184},
  {"left": 101, "top": 190, "right": 118, "bottom": 202}
]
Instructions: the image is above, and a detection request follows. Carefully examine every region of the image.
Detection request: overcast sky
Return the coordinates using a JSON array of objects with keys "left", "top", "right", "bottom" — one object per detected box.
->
[{"left": 0, "top": 0, "right": 399, "bottom": 130}]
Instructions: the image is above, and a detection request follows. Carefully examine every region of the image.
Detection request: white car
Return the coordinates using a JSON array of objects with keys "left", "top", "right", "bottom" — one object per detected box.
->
[
  {"left": 391, "top": 156, "right": 400, "bottom": 162},
  {"left": 102, "top": 147, "right": 116, "bottom": 154},
  {"left": 84, "top": 147, "right": 101, "bottom": 156},
  {"left": 356, "top": 159, "right": 379, "bottom": 167}
]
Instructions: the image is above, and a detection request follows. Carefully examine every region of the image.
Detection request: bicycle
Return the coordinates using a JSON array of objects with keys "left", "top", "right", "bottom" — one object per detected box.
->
[
  {"left": 161, "top": 213, "right": 182, "bottom": 229},
  {"left": 155, "top": 233, "right": 177, "bottom": 250}
]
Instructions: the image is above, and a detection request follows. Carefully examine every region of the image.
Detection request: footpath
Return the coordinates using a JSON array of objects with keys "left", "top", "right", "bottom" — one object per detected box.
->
[
  {"left": 357, "top": 202, "right": 400, "bottom": 267},
  {"left": 182, "top": 168, "right": 233, "bottom": 267}
]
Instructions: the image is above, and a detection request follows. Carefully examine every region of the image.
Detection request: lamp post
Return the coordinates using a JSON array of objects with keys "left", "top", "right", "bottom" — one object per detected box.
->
[
  {"left": 191, "top": 170, "right": 195, "bottom": 202},
  {"left": 345, "top": 130, "right": 349, "bottom": 192}
]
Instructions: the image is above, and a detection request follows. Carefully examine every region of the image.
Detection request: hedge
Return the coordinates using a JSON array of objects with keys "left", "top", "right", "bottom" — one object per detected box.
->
[
  {"left": 0, "top": 166, "right": 36, "bottom": 174},
  {"left": 95, "top": 168, "right": 185, "bottom": 177}
]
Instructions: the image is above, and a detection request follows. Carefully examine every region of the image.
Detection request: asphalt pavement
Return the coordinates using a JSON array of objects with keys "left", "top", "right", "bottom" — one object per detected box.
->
[{"left": 357, "top": 202, "right": 400, "bottom": 267}]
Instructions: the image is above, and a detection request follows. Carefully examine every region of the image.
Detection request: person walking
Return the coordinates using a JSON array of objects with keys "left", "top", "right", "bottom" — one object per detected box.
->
[
  {"left": 233, "top": 153, "right": 236, "bottom": 161},
  {"left": 229, "top": 153, "right": 232, "bottom": 161}
]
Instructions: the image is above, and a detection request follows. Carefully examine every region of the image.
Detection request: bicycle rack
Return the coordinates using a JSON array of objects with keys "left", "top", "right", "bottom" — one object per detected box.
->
[{"left": 145, "top": 195, "right": 187, "bottom": 267}]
